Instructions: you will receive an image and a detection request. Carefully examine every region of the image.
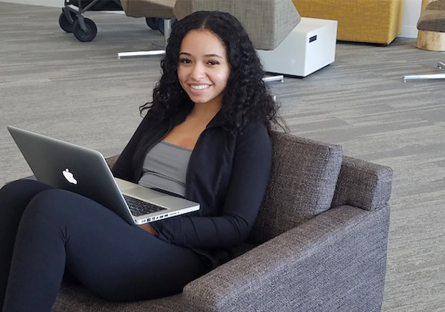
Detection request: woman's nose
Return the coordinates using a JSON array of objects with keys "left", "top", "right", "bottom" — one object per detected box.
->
[{"left": 190, "top": 63, "right": 205, "bottom": 80}]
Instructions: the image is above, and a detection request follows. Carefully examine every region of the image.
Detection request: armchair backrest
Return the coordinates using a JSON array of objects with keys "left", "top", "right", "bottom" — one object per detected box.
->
[
  {"left": 248, "top": 131, "right": 343, "bottom": 245},
  {"left": 173, "top": 0, "right": 301, "bottom": 50},
  {"left": 247, "top": 131, "right": 393, "bottom": 246}
]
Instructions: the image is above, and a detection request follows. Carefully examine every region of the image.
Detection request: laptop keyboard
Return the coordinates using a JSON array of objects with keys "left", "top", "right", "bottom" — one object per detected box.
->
[{"left": 123, "top": 195, "right": 167, "bottom": 217}]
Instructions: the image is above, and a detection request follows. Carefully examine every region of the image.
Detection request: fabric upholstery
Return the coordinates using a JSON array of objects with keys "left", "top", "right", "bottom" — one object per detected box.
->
[
  {"left": 121, "top": 0, "right": 176, "bottom": 18},
  {"left": 182, "top": 204, "right": 390, "bottom": 312},
  {"left": 292, "top": 0, "right": 405, "bottom": 44},
  {"left": 173, "top": 0, "right": 301, "bottom": 50},
  {"left": 50, "top": 131, "right": 392, "bottom": 312},
  {"left": 417, "top": 0, "right": 445, "bottom": 32},
  {"left": 248, "top": 132, "right": 343, "bottom": 245},
  {"left": 331, "top": 156, "right": 393, "bottom": 211}
]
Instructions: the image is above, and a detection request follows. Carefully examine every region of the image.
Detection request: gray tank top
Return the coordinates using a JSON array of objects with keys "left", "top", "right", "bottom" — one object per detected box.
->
[{"left": 138, "top": 141, "right": 192, "bottom": 197}]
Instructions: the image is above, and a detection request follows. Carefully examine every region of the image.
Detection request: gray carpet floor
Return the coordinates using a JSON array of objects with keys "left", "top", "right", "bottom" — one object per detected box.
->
[{"left": 1, "top": 2, "right": 445, "bottom": 311}]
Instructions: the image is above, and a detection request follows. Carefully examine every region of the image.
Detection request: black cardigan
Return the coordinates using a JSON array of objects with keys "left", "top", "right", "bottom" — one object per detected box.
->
[{"left": 112, "top": 106, "right": 272, "bottom": 268}]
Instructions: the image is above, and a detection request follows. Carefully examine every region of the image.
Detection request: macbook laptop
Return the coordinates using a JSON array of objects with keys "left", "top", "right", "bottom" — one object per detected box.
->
[{"left": 7, "top": 126, "right": 200, "bottom": 225}]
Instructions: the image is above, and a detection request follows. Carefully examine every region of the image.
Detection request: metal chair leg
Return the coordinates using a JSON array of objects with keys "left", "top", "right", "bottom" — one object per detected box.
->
[
  {"left": 403, "top": 73, "right": 445, "bottom": 82},
  {"left": 403, "top": 61, "right": 445, "bottom": 82},
  {"left": 263, "top": 75, "right": 284, "bottom": 83},
  {"left": 117, "top": 19, "right": 171, "bottom": 59}
]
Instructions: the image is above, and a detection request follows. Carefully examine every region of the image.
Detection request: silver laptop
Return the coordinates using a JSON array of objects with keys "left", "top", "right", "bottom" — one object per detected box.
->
[{"left": 7, "top": 126, "right": 200, "bottom": 225}]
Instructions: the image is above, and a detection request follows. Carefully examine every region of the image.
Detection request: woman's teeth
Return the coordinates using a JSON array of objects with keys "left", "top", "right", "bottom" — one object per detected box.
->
[{"left": 191, "top": 85, "right": 209, "bottom": 90}]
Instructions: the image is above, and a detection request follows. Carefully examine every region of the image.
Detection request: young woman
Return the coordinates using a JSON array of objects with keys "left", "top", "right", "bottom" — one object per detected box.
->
[{"left": 0, "top": 10, "right": 282, "bottom": 312}]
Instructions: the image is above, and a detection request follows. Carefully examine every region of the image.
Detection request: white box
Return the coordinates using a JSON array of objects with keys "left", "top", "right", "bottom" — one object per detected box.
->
[{"left": 257, "top": 17, "right": 338, "bottom": 77}]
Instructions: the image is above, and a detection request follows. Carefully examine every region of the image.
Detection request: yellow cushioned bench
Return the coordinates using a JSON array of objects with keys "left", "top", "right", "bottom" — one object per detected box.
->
[{"left": 291, "top": 0, "right": 405, "bottom": 45}]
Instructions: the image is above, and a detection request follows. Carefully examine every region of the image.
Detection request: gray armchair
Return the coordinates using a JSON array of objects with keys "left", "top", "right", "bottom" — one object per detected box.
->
[{"left": 51, "top": 132, "right": 392, "bottom": 312}]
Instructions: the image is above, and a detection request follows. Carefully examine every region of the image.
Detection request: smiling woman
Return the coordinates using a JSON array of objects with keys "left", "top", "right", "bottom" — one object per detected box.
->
[
  {"left": 163, "top": 29, "right": 231, "bottom": 150},
  {"left": 0, "top": 11, "right": 284, "bottom": 312}
]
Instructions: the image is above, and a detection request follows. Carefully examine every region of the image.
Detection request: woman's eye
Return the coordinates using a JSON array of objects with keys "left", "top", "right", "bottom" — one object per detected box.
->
[
  {"left": 179, "top": 58, "right": 191, "bottom": 64},
  {"left": 208, "top": 60, "right": 220, "bottom": 65}
]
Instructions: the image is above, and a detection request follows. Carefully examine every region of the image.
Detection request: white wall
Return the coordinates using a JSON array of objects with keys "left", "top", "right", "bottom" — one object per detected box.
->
[
  {"left": 401, "top": 0, "right": 422, "bottom": 38},
  {"left": 0, "top": 0, "right": 423, "bottom": 38}
]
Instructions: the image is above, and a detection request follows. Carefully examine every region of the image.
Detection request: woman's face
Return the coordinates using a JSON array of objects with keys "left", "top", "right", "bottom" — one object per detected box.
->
[{"left": 177, "top": 29, "right": 230, "bottom": 109}]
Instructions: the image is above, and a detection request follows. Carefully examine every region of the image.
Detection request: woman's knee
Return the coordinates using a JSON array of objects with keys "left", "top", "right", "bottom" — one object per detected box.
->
[
  {"left": 0, "top": 180, "right": 53, "bottom": 221},
  {"left": 0, "top": 179, "right": 51, "bottom": 199},
  {"left": 2, "top": 179, "right": 38, "bottom": 190},
  {"left": 24, "top": 189, "right": 112, "bottom": 228},
  {"left": 22, "top": 189, "right": 83, "bottom": 223},
  {"left": 15, "top": 189, "right": 90, "bottom": 242}
]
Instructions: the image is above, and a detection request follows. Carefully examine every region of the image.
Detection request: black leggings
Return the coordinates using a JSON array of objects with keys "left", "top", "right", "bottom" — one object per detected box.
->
[{"left": 0, "top": 179, "right": 206, "bottom": 312}]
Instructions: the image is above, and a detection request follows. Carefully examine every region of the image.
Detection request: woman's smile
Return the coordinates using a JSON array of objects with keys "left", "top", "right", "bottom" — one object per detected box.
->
[{"left": 189, "top": 84, "right": 211, "bottom": 90}]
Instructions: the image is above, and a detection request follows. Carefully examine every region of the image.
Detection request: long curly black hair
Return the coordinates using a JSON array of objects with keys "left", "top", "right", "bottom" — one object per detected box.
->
[{"left": 140, "top": 10, "right": 285, "bottom": 133}]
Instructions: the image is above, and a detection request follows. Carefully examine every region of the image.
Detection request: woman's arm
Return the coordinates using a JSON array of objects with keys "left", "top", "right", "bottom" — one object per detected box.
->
[
  {"left": 153, "top": 123, "right": 272, "bottom": 249},
  {"left": 111, "top": 117, "right": 149, "bottom": 181}
]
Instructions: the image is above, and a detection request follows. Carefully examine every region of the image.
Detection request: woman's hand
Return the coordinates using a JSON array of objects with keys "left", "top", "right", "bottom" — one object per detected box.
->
[{"left": 138, "top": 223, "right": 159, "bottom": 236}]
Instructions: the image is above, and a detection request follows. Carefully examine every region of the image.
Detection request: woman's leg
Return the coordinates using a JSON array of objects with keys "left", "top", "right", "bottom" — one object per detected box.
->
[
  {"left": 3, "top": 188, "right": 206, "bottom": 312},
  {"left": 0, "top": 180, "right": 54, "bottom": 309}
]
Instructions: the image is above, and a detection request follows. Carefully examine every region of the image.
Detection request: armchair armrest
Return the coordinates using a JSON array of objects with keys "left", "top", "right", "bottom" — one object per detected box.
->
[
  {"left": 182, "top": 204, "right": 390, "bottom": 312},
  {"left": 332, "top": 156, "right": 393, "bottom": 211}
]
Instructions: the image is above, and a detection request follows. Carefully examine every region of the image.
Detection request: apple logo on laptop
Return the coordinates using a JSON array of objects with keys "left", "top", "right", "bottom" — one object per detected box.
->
[{"left": 62, "top": 169, "right": 78, "bottom": 185}]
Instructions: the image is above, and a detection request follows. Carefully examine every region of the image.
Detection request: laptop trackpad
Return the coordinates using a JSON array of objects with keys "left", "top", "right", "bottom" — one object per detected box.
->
[{"left": 115, "top": 178, "right": 163, "bottom": 200}]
